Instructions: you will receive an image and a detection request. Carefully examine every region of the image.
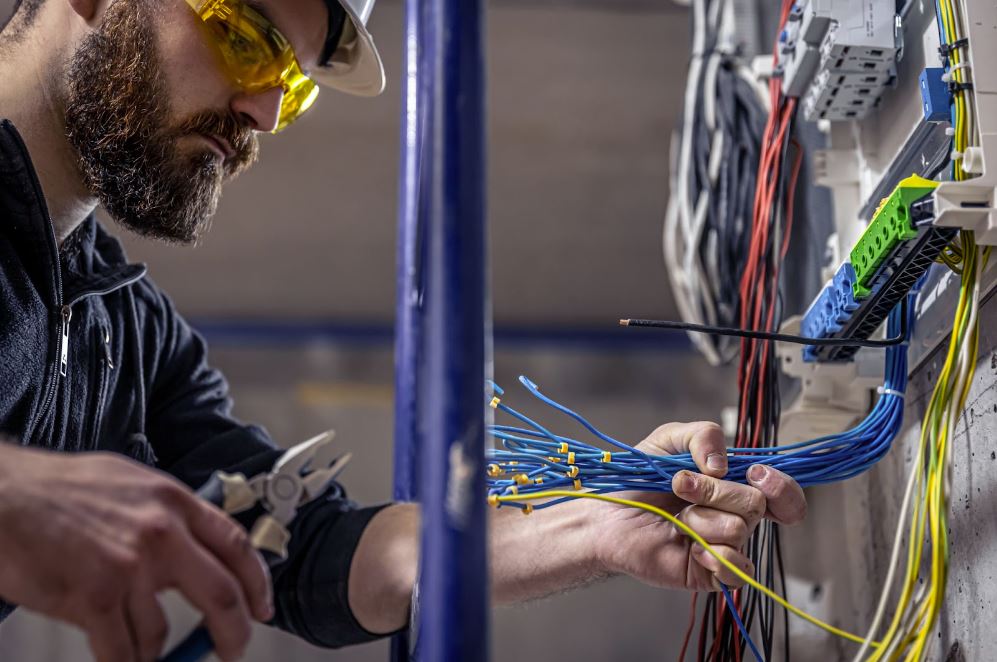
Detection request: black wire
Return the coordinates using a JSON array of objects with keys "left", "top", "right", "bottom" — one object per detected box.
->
[{"left": 621, "top": 294, "right": 909, "bottom": 348}]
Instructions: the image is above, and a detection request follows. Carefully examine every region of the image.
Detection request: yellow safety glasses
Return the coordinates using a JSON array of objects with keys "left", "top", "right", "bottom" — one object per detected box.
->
[{"left": 185, "top": 0, "right": 320, "bottom": 132}]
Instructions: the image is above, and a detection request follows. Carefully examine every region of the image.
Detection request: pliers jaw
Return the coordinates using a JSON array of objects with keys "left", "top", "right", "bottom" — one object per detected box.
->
[{"left": 198, "top": 430, "right": 351, "bottom": 560}]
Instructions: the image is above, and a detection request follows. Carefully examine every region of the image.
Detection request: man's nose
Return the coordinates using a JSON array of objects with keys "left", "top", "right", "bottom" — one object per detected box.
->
[{"left": 230, "top": 86, "right": 284, "bottom": 132}]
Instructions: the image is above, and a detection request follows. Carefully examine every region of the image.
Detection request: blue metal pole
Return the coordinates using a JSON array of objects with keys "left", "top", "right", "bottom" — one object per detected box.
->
[
  {"left": 414, "top": 0, "right": 489, "bottom": 659},
  {"left": 390, "top": 0, "right": 434, "bottom": 662},
  {"left": 393, "top": 0, "right": 426, "bottom": 514},
  {"left": 390, "top": 0, "right": 425, "bottom": 658}
]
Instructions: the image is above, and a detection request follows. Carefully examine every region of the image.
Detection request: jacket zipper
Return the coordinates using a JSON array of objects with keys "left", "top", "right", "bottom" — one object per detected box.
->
[
  {"left": 7, "top": 123, "right": 67, "bottom": 445},
  {"left": 102, "top": 326, "right": 115, "bottom": 370},
  {"left": 59, "top": 305, "right": 72, "bottom": 377},
  {"left": 4, "top": 123, "right": 146, "bottom": 446}
]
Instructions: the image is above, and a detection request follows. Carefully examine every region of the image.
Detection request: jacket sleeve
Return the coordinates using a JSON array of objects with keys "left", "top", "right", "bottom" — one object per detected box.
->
[{"left": 137, "top": 280, "right": 395, "bottom": 648}]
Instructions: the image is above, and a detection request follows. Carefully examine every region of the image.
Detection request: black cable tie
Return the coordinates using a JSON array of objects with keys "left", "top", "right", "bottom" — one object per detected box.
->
[
  {"left": 948, "top": 81, "right": 974, "bottom": 93},
  {"left": 938, "top": 37, "right": 969, "bottom": 57}
]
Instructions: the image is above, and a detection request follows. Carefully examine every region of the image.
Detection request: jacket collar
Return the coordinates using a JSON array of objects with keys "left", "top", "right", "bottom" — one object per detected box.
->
[{"left": 0, "top": 119, "right": 146, "bottom": 307}]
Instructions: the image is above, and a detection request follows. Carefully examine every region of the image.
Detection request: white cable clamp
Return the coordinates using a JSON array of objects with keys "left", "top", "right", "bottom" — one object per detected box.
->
[{"left": 877, "top": 386, "right": 905, "bottom": 399}]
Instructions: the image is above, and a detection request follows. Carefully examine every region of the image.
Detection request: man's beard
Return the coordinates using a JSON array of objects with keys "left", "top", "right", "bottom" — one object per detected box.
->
[{"left": 64, "top": 0, "right": 259, "bottom": 244}]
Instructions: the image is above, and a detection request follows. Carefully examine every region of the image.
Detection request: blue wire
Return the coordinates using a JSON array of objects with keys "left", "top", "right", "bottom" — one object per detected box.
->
[{"left": 720, "top": 584, "right": 764, "bottom": 662}]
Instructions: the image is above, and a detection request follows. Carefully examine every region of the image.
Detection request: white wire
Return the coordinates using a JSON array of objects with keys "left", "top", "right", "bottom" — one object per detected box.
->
[
  {"left": 664, "top": 0, "right": 726, "bottom": 365},
  {"left": 681, "top": 49, "right": 723, "bottom": 336},
  {"left": 675, "top": 0, "right": 706, "bottom": 240},
  {"left": 663, "top": 0, "right": 765, "bottom": 366},
  {"left": 852, "top": 444, "right": 921, "bottom": 661}
]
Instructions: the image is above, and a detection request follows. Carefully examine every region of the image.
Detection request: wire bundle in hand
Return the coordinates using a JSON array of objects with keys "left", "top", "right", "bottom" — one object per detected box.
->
[
  {"left": 663, "top": 0, "right": 768, "bottom": 366},
  {"left": 486, "top": 296, "right": 912, "bottom": 506}
]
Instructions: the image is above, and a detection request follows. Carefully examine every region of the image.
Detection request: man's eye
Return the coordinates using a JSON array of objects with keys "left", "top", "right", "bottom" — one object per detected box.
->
[
  {"left": 220, "top": 24, "right": 261, "bottom": 59},
  {"left": 228, "top": 32, "right": 254, "bottom": 54}
]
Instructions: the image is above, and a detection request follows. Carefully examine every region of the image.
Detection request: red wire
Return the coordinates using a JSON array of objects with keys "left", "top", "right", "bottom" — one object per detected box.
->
[
  {"left": 754, "top": 132, "right": 803, "bottom": 449},
  {"left": 678, "top": 593, "right": 699, "bottom": 662},
  {"left": 708, "top": 599, "right": 725, "bottom": 660},
  {"left": 739, "top": 101, "right": 789, "bottom": 448}
]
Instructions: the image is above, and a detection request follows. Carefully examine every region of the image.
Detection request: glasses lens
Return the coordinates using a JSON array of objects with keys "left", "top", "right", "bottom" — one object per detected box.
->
[
  {"left": 275, "top": 67, "right": 319, "bottom": 132},
  {"left": 191, "top": 0, "right": 319, "bottom": 132},
  {"left": 202, "top": 14, "right": 292, "bottom": 89}
]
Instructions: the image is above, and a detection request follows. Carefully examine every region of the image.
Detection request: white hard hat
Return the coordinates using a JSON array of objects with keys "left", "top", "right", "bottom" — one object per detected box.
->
[{"left": 311, "top": 0, "right": 386, "bottom": 97}]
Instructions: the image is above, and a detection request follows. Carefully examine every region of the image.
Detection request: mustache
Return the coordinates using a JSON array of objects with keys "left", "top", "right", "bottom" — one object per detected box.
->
[{"left": 173, "top": 110, "right": 259, "bottom": 174}]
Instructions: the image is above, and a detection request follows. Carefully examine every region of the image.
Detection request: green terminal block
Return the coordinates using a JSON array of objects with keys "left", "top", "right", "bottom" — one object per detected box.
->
[{"left": 849, "top": 174, "right": 939, "bottom": 299}]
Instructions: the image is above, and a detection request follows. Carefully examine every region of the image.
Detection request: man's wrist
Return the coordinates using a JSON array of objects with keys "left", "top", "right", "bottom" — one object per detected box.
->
[
  {"left": 560, "top": 497, "right": 619, "bottom": 579},
  {"left": 489, "top": 496, "right": 612, "bottom": 604}
]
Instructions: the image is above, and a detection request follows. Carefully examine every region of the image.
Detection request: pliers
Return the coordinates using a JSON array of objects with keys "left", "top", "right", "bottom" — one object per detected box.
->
[{"left": 159, "top": 431, "right": 351, "bottom": 662}]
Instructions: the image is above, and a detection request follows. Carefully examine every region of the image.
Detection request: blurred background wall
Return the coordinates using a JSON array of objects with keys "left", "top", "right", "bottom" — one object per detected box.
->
[{"left": 0, "top": 0, "right": 756, "bottom": 659}]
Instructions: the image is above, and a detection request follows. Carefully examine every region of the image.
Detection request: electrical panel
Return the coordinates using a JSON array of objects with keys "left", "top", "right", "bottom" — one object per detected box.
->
[
  {"left": 775, "top": 0, "right": 997, "bottom": 422},
  {"left": 778, "top": 0, "right": 898, "bottom": 119}
]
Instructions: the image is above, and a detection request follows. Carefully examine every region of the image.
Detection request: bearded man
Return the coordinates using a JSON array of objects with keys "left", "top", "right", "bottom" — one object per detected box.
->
[{"left": 0, "top": 0, "right": 808, "bottom": 660}]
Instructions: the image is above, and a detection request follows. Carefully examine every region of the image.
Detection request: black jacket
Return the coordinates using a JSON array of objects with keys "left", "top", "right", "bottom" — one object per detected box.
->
[{"left": 0, "top": 119, "right": 388, "bottom": 648}]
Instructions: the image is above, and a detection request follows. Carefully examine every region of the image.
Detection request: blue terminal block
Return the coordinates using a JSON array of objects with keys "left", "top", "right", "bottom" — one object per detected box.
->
[
  {"left": 801, "top": 287, "right": 833, "bottom": 362},
  {"left": 830, "top": 263, "right": 861, "bottom": 324},
  {"left": 919, "top": 67, "right": 950, "bottom": 122},
  {"left": 801, "top": 262, "right": 862, "bottom": 362}
]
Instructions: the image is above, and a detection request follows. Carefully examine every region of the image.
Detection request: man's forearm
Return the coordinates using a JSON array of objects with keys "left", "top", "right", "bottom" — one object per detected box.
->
[
  {"left": 348, "top": 499, "right": 608, "bottom": 634},
  {"left": 489, "top": 497, "right": 608, "bottom": 603}
]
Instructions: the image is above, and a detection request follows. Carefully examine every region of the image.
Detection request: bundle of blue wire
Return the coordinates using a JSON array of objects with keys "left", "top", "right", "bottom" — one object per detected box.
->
[{"left": 487, "top": 294, "right": 914, "bottom": 508}]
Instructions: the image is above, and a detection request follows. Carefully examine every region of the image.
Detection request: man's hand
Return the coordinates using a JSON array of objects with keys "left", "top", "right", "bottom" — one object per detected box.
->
[
  {"left": 594, "top": 421, "right": 807, "bottom": 591},
  {"left": 346, "top": 421, "right": 808, "bottom": 633},
  {"left": 0, "top": 443, "right": 273, "bottom": 662}
]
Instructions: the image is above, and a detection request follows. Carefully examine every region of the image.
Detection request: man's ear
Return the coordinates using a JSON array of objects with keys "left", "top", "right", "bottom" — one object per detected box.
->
[{"left": 66, "top": 0, "right": 108, "bottom": 25}]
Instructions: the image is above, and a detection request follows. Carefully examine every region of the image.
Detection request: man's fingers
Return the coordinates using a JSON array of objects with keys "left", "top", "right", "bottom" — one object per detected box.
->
[
  {"left": 86, "top": 607, "right": 136, "bottom": 662},
  {"left": 678, "top": 506, "right": 750, "bottom": 548},
  {"left": 746, "top": 464, "right": 807, "bottom": 526},
  {"left": 125, "top": 588, "right": 168, "bottom": 662},
  {"left": 691, "top": 544, "right": 755, "bottom": 589},
  {"left": 162, "top": 530, "right": 253, "bottom": 662},
  {"left": 640, "top": 422, "right": 728, "bottom": 478},
  {"left": 184, "top": 499, "right": 273, "bottom": 623},
  {"left": 671, "top": 471, "right": 767, "bottom": 527}
]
